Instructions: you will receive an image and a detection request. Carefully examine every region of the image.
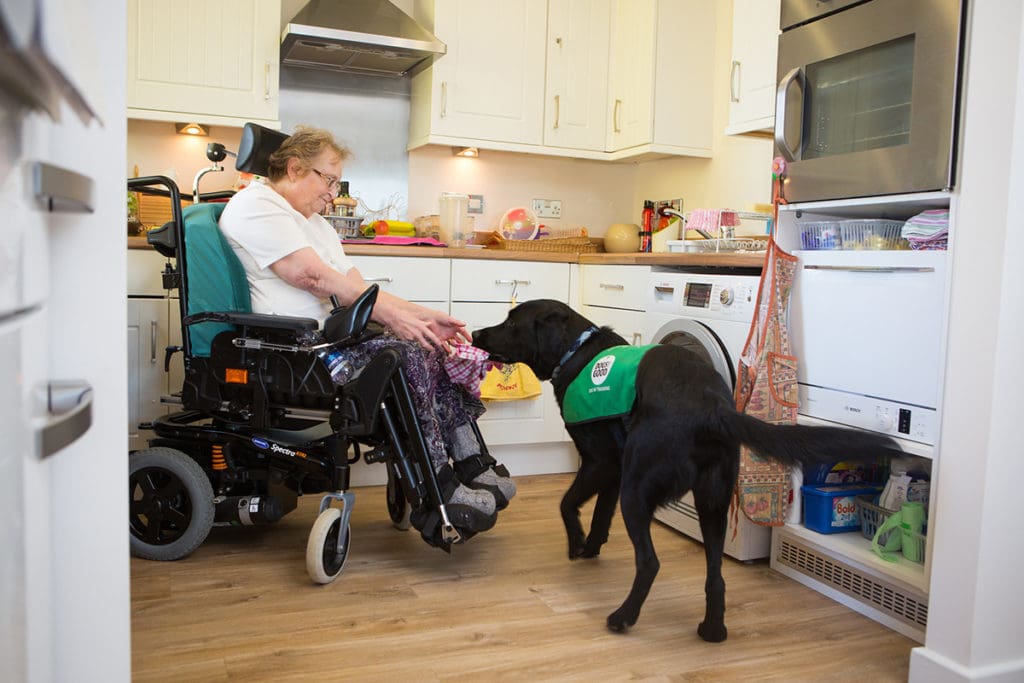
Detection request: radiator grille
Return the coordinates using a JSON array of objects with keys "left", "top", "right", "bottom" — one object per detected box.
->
[{"left": 776, "top": 535, "right": 928, "bottom": 629}]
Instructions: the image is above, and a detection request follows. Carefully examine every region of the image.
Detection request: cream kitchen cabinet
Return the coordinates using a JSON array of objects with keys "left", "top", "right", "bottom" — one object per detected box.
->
[
  {"left": 410, "top": 0, "right": 714, "bottom": 161},
  {"left": 605, "top": 0, "right": 715, "bottom": 157},
  {"left": 450, "top": 258, "right": 572, "bottom": 446},
  {"left": 127, "top": 0, "right": 281, "bottom": 128},
  {"left": 347, "top": 255, "right": 451, "bottom": 308},
  {"left": 543, "top": 0, "right": 611, "bottom": 152},
  {"left": 127, "top": 249, "right": 183, "bottom": 451},
  {"left": 579, "top": 264, "right": 649, "bottom": 345},
  {"left": 725, "top": 0, "right": 780, "bottom": 136},
  {"left": 409, "top": 0, "right": 547, "bottom": 148}
]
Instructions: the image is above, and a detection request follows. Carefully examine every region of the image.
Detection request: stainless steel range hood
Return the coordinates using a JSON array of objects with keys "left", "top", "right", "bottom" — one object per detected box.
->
[{"left": 281, "top": 0, "right": 446, "bottom": 78}]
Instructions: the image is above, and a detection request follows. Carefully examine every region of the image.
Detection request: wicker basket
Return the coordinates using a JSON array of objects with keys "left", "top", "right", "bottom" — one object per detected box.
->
[{"left": 489, "top": 236, "right": 597, "bottom": 253}]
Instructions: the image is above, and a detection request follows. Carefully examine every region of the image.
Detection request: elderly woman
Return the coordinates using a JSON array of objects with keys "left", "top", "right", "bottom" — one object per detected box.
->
[{"left": 219, "top": 125, "right": 514, "bottom": 539}]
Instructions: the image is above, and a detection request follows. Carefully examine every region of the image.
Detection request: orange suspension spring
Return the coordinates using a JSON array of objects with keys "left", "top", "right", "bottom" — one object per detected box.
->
[{"left": 211, "top": 444, "right": 227, "bottom": 471}]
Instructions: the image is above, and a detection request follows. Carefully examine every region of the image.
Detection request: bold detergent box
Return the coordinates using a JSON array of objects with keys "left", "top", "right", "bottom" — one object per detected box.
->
[{"left": 801, "top": 484, "right": 883, "bottom": 534}]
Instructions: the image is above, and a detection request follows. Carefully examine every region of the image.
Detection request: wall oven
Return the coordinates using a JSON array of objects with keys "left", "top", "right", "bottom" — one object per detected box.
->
[{"left": 775, "top": 0, "right": 966, "bottom": 203}]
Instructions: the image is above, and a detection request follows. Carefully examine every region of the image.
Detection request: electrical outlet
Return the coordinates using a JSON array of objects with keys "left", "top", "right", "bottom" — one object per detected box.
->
[
  {"left": 655, "top": 198, "right": 684, "bottom": 216},
  {"left": 532, "top": 198, "right": 562, "bottom": 219},
  {"left": 467, "top": 194, "right": 484, "bottom": 214}
]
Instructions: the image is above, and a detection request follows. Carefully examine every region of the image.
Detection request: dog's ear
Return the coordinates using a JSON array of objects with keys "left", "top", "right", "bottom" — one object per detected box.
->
[{"left": 532, "top": 302, "right": 577, "bottom": 378}]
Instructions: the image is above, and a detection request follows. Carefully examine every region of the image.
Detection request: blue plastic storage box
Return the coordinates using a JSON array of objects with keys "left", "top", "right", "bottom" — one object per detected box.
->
[{"left": 801, "top": 484, "right": 883, "bottom": 534}]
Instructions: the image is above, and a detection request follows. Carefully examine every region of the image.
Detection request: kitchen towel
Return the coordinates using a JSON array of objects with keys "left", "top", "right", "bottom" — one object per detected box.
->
[
  {"left": 732, "top": 239, "right": 800, "bottom": 527},
  {"left": 901, "top": 209, "right": 949, "bottom": 250}
]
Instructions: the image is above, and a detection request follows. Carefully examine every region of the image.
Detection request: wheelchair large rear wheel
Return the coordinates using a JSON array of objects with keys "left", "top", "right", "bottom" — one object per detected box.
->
[
  {"left": 129, "top": 447, "right": 215, "bottom": 561},
  {"left": 386, "top": 470, "right": 412, "bottom": 531},
  {"left": 306, "top": 507, "right": 351, "bottom": 584}
]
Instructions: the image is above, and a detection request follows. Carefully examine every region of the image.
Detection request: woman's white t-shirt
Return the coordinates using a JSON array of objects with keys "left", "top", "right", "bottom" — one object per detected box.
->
[{"left": 219, "top": 181, "right": 354, "bottom": 322}]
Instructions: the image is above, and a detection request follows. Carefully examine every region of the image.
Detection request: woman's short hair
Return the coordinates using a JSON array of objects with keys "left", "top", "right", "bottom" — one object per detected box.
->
[{"left": 266, "top": 125, "right": 352, "bottom": 181}]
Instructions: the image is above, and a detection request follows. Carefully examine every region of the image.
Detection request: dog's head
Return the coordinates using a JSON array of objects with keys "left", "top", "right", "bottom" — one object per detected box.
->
[{"left": 472, "top": 299, "right": 596, "bottom": 381}]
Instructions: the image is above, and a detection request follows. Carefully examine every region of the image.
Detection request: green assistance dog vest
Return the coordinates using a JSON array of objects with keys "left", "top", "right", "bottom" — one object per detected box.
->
[{"left": 562, "top": 345, "right": 657, "bottom": 425}]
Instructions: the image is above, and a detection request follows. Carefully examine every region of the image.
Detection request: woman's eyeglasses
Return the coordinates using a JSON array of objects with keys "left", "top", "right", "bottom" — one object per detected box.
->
[{"left": 311, "top": 168, "right": 341, "bottom": 196}]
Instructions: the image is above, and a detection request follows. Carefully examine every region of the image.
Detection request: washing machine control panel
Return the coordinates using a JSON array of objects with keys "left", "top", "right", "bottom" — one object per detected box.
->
[
  {"left": 649, "top": 272, "right": 759, "bottom": 322},
  {"left": 682, "top": 281, "right": 755, "bottom": 320}
]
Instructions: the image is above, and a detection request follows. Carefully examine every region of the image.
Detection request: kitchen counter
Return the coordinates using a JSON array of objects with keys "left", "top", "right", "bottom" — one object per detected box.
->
[{"left": 128, "top": 236, "right": 765, "bottom": 268}]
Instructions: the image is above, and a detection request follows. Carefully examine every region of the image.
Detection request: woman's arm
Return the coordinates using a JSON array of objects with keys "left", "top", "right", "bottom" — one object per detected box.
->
[{"left": 270, "top": 247, "right": 468, "bottom": 349}]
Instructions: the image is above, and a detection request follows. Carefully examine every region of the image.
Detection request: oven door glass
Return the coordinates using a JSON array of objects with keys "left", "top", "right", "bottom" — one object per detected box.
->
[
  {"left": 804, "top": 35, "right": 914, "bottom": 160},
  {"left": 775, "top": 0, "right": 963, "bottom": 202}
]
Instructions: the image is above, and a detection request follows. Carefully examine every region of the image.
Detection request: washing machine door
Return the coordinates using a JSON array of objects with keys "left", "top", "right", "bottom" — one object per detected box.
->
[{"left": 652, "top": 319, "right": 735, "bottom": 389}]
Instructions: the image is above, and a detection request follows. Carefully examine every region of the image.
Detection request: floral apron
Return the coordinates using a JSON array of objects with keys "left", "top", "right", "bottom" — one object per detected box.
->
[{"left": 733, "top": 240, "right": 799, "bottom": 526}]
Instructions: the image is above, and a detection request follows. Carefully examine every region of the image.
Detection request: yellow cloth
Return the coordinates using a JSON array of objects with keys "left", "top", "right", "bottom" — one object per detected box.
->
[{"left": 479, "top": 363, "right": 542, "bottom": 401}]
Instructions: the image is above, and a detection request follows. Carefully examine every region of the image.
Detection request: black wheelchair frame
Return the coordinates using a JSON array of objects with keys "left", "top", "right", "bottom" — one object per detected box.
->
[{"left": 126, "top": 124, "right": 482, "bottom": 583}]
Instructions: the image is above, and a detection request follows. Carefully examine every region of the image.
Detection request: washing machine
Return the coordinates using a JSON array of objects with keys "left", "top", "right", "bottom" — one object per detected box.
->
[{"left": 644, "top": 267, "right": 772, "bottom": 561}]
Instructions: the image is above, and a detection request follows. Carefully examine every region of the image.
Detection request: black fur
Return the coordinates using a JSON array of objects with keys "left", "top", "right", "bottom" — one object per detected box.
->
[{"left": 473, "top": 299, "right": 898, "bottom": 642}]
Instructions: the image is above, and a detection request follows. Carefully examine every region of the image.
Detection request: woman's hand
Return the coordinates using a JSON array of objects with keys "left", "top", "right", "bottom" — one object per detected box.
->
[{"left": 386, "top": 305, "right": 469, "bottom": 351}]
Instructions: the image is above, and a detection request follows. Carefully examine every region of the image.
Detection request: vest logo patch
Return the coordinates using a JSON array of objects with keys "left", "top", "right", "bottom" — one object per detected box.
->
[{"left": 590, "top": 355, "right": 616, "bottom": 386}]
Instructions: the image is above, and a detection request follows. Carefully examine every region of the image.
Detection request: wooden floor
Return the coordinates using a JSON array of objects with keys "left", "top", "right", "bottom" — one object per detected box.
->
[{"left": 131, "top": 474, "right": 915, "bottom": 682}]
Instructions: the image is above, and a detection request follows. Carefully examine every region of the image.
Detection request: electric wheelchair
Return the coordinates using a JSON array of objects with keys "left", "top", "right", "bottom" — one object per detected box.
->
[{"left": 127, "top": 123, "right": 493, "bottom": 583}]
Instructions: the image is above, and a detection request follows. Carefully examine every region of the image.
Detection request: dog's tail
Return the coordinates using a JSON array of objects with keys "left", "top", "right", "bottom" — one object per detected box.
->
[{"left": 719, "top": 410, "right": 899, "bottom": 467}]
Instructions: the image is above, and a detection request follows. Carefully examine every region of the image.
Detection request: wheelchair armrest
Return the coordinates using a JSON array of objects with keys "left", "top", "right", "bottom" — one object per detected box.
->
[{"left": 184, "top": 311, "right": 320, "bottom": 332}]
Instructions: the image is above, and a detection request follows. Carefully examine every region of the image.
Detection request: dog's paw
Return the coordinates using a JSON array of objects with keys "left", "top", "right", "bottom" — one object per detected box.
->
[
  {"left": 697, "top": 620, "right": 728, "bottom": 643},
  {"left": 567, "top": 535, "right": 588, "bottom": 560},
  {"left": 579, "top": 537, "right": 605, "bottom": 558},
  {"left": 606, "top": 608, "right": 637, "bottom": 633}
]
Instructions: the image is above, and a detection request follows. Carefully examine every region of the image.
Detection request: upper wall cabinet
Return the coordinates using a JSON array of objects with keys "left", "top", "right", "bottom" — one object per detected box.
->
[
  {"left": 543, "top": 0, "right": 611, "bottom": 152},
  {"left": 409, "top": 0, "right": 715, "bottom": 161},
  {"left": 127, "top": 0, "right": 281, "bottom": 128},
  {"left": 725, "top": 0, "right": 780, "bottom": 136},
  {"left": 606, "top": 0, "right": 715, "bottom": 156},
  {"left": 410, "top": 0, "right": 547, "bottom": 146}
]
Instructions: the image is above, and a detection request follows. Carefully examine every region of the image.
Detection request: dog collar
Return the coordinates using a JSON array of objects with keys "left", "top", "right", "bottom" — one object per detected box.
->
[{"left": 552, "top": 326, "right": 599, "bottom": 380}]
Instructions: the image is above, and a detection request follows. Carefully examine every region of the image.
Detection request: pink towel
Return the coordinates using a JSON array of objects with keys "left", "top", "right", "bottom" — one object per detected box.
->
[
  {"left": 443, "top": 344, "right": 495, "bottom": 398},
  {"left": 688, "top": 209, "right": 739, "bottom": 236},
  {"left": 341, "top": 236, "right": 447, "bottom": 247}
]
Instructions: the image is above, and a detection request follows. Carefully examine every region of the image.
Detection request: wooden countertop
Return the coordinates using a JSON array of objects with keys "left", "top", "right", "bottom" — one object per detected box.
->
[{"left": 128, "top": 236, "right": 764, "bottom": 269}]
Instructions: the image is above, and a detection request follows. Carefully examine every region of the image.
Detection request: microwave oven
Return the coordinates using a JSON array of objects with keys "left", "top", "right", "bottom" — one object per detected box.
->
[{"left": 775, "top": 0, "right": 966, "bottom": 203}]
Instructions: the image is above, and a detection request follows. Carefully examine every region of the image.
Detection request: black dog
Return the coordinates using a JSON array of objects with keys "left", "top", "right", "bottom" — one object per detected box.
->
[{"left": 473, "top": 299, "right": 898, "bottom": 642}]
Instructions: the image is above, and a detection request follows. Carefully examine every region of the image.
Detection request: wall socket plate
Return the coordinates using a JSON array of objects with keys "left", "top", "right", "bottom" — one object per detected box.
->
[
  {"left": 467, "top": 194, "right": 484, "bottom": 214},
  {"left": 532, "top": 198, "right": 562, "bottom": 219},
  {"left": 655, "top": 198, "right": 684, "bottom": 215}
]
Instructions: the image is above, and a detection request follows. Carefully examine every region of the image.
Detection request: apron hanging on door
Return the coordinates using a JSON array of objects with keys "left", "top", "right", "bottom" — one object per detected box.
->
[{"left": 733, "top": 239, "right": 800, "bottom": 526}]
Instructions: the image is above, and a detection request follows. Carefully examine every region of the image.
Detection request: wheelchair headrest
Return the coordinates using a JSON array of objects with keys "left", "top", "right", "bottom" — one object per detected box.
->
[
  {"left": 236, "top": 123, "right": 289, "bottom": 177},
  {"left": 323, "top": 285, "right": 379, "bottom": 344}
]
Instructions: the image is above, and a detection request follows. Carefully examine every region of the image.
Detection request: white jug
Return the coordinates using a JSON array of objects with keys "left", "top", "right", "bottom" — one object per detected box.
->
[{"left": 439, "top": 192, "right": 470, "bottom": 247}]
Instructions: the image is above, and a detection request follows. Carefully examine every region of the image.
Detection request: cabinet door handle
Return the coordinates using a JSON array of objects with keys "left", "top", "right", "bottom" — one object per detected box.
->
[
  {"left": 34, "top": 381, "right": 93, "bottom": 459},
  {"left": 803, "top": 265, "right": 936, "bottom": 274},
  {"left": 150, "top": 320, "right": 158, "bottom": 363},
  {"left": 494, "top": 279, "right": 531, "bottom": 286},
  {"left": 32, "top": 162, "right": 93, "bottom": 213},
  {"left": 264, "top": 61, "right": 271, "bottom": 101},
  {"left": 631, "top": 332, "right": 642, "bottom": 346},
  {"left": 613, "top": 99, "right": 622, "bottom": 133},
  {"left": 441, "top": 81, "right": 448, "bottom": 118},
  {"left": 553, "top": 94, "right": 560, "bottom": 129},
  {"left": 599, "top": 283, "right": 624, "bottom": 291},
  {"left": 364, "top": 276, "right": 394, "bottom": 283},
  {"left": 730, "top": 61, "right": 741, "bottom": 102}
]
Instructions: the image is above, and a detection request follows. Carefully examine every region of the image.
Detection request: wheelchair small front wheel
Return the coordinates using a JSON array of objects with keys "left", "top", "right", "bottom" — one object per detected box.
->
[
  {"left": 129, "top": 447, "right": 215, "bottom": 561},
  {"left": 306, "top": 507, "right": 351, "bottom": 584},
  {"left": 386, "top": 471, "right": 412, "bottom": 531}
]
